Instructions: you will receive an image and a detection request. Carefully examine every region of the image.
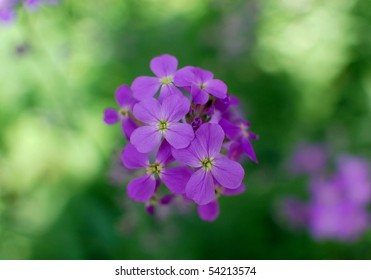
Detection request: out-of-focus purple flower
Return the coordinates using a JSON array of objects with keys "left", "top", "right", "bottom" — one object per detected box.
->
[
  {"left": 130, "top": 94, "right": 194, "bottom": 153},
  {"left": 220, "top": 118, "right": 258, "bottom": 162},
  {"left": 335, "top": 156, "right": 371, "bottom": 206},
  {"left": 279, "top": 197, "right": 308, "bottom": 229},
  {"left": 288, "top": 143, "right": 328, "bottom": 175},
  {"left": 0, "top": 0, "right": 16, "bottom": 23},
  {"left": 103, "top": 85, "right": 138, "bottom": 140},
  {"left": 282, "top": 150, "right": 371, "bottom": 242},
  {"left": 198, "top": 183, "right": 246, "bottom": 222},
  {"left": 131, "top": 54, "right": 183, "bottom": 102},
  {"left": 174, "top": 66, "right": 227, "bottom": 104},
  {"left": 173, "top": 123, "right": 244, "bottom": 205},
  {"left": 121, "top": 141, "right": 192, "bottom": 202}
]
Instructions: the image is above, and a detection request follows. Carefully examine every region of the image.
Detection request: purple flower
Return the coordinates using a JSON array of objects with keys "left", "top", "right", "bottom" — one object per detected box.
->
[
  {"left": 335, "top": 156, "right": 371, "bottom": 206},
  {"left": 288, "top": 143, "right": 328, "bottom": 175},
  {"left": 130, "top": 94, "right": 194, "bottom": 153},
  {"left": 172, "top": 123, "right": 245, "bottom": 205},
  {"left": 103, "top": 85, "right": 138, "bottom": 140},
  {"left": 220, "top": 118, "right": 258, "bottom": 162},
  {"left": 121, "top": 141, "right": 192, "bottom": 202},
  {"left": 131, "top": 54, "right": 183, "bottom": 102},
  {"left": 0, "top": 0, "right": 16, "bottom": 23},
  {"left": 198, "top": 183, "right": 245, "bottom": 221},
  {"left": 174, "top": 66, "right": 227, "bottom": 105}
]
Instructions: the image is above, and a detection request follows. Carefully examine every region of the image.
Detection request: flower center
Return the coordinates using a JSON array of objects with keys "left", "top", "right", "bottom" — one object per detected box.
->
[
  {"left": 157, "top": 120, "right": 169, "bottom": 132},
  {"left": 161, "top": 76, "right": 173, "bottom": 85},
  {"left": 199, "top": 83, "right": 206, "bottom": 89},
  {"left": 146, "top": 162, "right": 163, "bottom": 175},
  {"left": 240, "top": 123, "right": 249, "bottom": 137},
  {"left": 201, "top": 157, "right": 214, "bottom": 170},
  {"left": 120, "top": 108, "right": 129, "bottom": 116}
]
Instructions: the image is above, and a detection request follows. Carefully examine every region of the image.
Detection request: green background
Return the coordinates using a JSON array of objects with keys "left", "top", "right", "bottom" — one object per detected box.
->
[{"left": 1, "top": 0, "right": 371, "bottom": 259}]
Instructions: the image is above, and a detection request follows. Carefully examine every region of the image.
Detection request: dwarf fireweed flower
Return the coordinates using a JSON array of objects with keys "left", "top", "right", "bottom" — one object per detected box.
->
[
  {"left": 103, "top": 54, "right": 258, "bottom": 221},
  {"left": 281, "top": 147, "right": 371, "bottom": 242}
]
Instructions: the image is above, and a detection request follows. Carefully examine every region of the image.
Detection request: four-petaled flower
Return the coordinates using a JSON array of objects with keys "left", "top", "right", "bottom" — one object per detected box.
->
[
  {"left": 130, "top": 94, "right": 194, "bottom": 153},
  {"left": 174, "top": 66, "right": 227, "bottom": 105},
  {"left": 131, "top": 54, "right": 183, "bottom": 101},
  {"left": 122, "top": 141, "right": 192, "bottom": 202},
  {"left": 173, "top": 123, "right": 245, "bottom": 205}
]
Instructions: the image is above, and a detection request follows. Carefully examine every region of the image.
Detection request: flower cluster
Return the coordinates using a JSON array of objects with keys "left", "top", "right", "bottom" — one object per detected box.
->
[
  {"left": 104, "top": 54, "right": 257, "bottom": 221},
  {"left": 282, "top": 144, "right": 371, "bottom": 241},
  {"left": 0, "top": 0, "right": 58, "bottom": 24}
]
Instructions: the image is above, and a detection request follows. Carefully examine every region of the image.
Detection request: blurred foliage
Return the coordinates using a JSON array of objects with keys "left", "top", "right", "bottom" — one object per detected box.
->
[{"left": 0, "top": 0, "right": 371, "bottom": 259}]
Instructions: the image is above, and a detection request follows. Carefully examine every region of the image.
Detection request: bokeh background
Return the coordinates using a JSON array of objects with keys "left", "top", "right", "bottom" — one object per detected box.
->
[{"left": 1, "top": 0, "right": 371, "bottom": 259}]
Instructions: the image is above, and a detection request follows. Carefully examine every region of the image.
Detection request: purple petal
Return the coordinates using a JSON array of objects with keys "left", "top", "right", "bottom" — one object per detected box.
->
[
  {"left": 173, "top": 66, "right": 195, "bottom": 88},
  {"left": 222, "top": 183, "right": 246, "bottom": 196},
  {"left": 127, "top": 174, "right": 156, "bottom": 202},
  {"left": 121, "top": 117, "right": 138, "bottom": 140},
  {"left": 103, "top": 108, "right": 119, "bottom": 125},
  {"left": 161, "top": 94, "right": 190, "bottom": 123},
  {"left": 165, "top": 123, "right": 194, "bottom": 149},
  {"left": 161, "top": 166, "right": 192, "bottom": 194},
  {"left": 186, "top": 169, "right": 215, "bottom": 205},
  {"left": 212, "top": 155, "right": 244, "bottom": 189},
  {"left": 150, "top": 54, "right": 178, "bottom": 77},
  {"left": 156, "top": 140, "right": 174, "bottom": 166},
  {"left": 241, "top": 138, "right": 257, "bottom": 163},
  {"left": 198, "top": 200, "right": 219, "bottom": 222},
  {"left": 191, "top": 85, "right": 209, "bottom": 105},
  {"left": 133, "top": 98, "right": 161, "bottom": 124},
  {"left": 196, "top": 123, "right": 225, "bottom": 157},
  {"left": 206, "top": 79, "right": 227, "bottom": 99},
  {"left": 121, "top": 143, "right": 149, "bottom": 169},
  {"left": 131, "top": 76, "right": 161, "bottom": 101},
  {"left": 130, "top": 126, "right": 162, "bottom": 153},
  {"left": 159, "top": 84, "right": 183, "bottom": 102},
  {"left": 219, "top": 118, "right": 241, "bottom": 140},
  {"left": 159, "top": 194, "right": 176, "bottom": 205},
  {"left": 115, "top": 85, "right": 134, "bottom": 108},
  {"left": 193, "top": 67, "right": 214, "bottom": 83},
  {"left": 0, "top": 8, "right": 15, "bottom": 23},
  {"left": 172, "top": 138, "right": 205, "bottom": 168},
  {"left": 227, "top": 141, "right": 243, "bottom": 161}
]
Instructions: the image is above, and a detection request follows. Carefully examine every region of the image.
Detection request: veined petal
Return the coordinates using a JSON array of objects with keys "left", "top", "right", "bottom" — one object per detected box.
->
[
  {"left": 161, "top": 166, "right": 192, "bottom": 194},
  {"left": 150, "top": 54, "right": 178, "bottom": 77},
  {"left": 103, "top": 108, "right": 120, "bottom": 125},
  {"left": 172, "top": 138, "right": 205, "bottom": 168},
  {"left": 206, "top": 79, "right": 227, "bottom": 99},
  {"left": 121, "top": 117, "right": 138, "bottom": 140},
  {"left": 115, "top": 84, "right": 134, "bottom": 108},
  {"left": 159, "top": 84, "right": 183, "bottom": 102},
  {"left": 131, "top": 76, "right": 161, "bottom": 101},
  {"left": 241, "top": 138, "right": 258, "bottom": 163},
  {"left": 186, "top": 168, "right": 215, "bottom": 205},
  {"left": 161, "top": 94, "right": 190, "bottom": 123},
  {"left": 193, "top": 67, "right": 213, "bottom": 83},
  {"left": 130, "top": 125, "right": 162, "bottom": 153},
  {"left": 198, "top": 200, "right": 219, "bottom": 222},
  {"left": 133, "top": 98, "right": 161, "bottom": 124},
  {"left": 196, "top": 123, "right": 225, "bottom": 157},
  {"left": 191, "top": 85, "right": 209, "bottom": 105},
  {"left": 173, "top": 66, "right": 195, "bottom": 88},
  {"left": 127, "top": 175, "right": 156, "bottom": 202},
  {"left": 165, "top": 123, "right": 194, "bottom": 149},
  {"left": 121, "top": 143, "right": 149, "bottom": 169},
  {"left": 156, "top": 140, "right": 174, "bottom": 166},
  {"left": 212, "top": 155, "right": 244, "bottom": 189}
]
